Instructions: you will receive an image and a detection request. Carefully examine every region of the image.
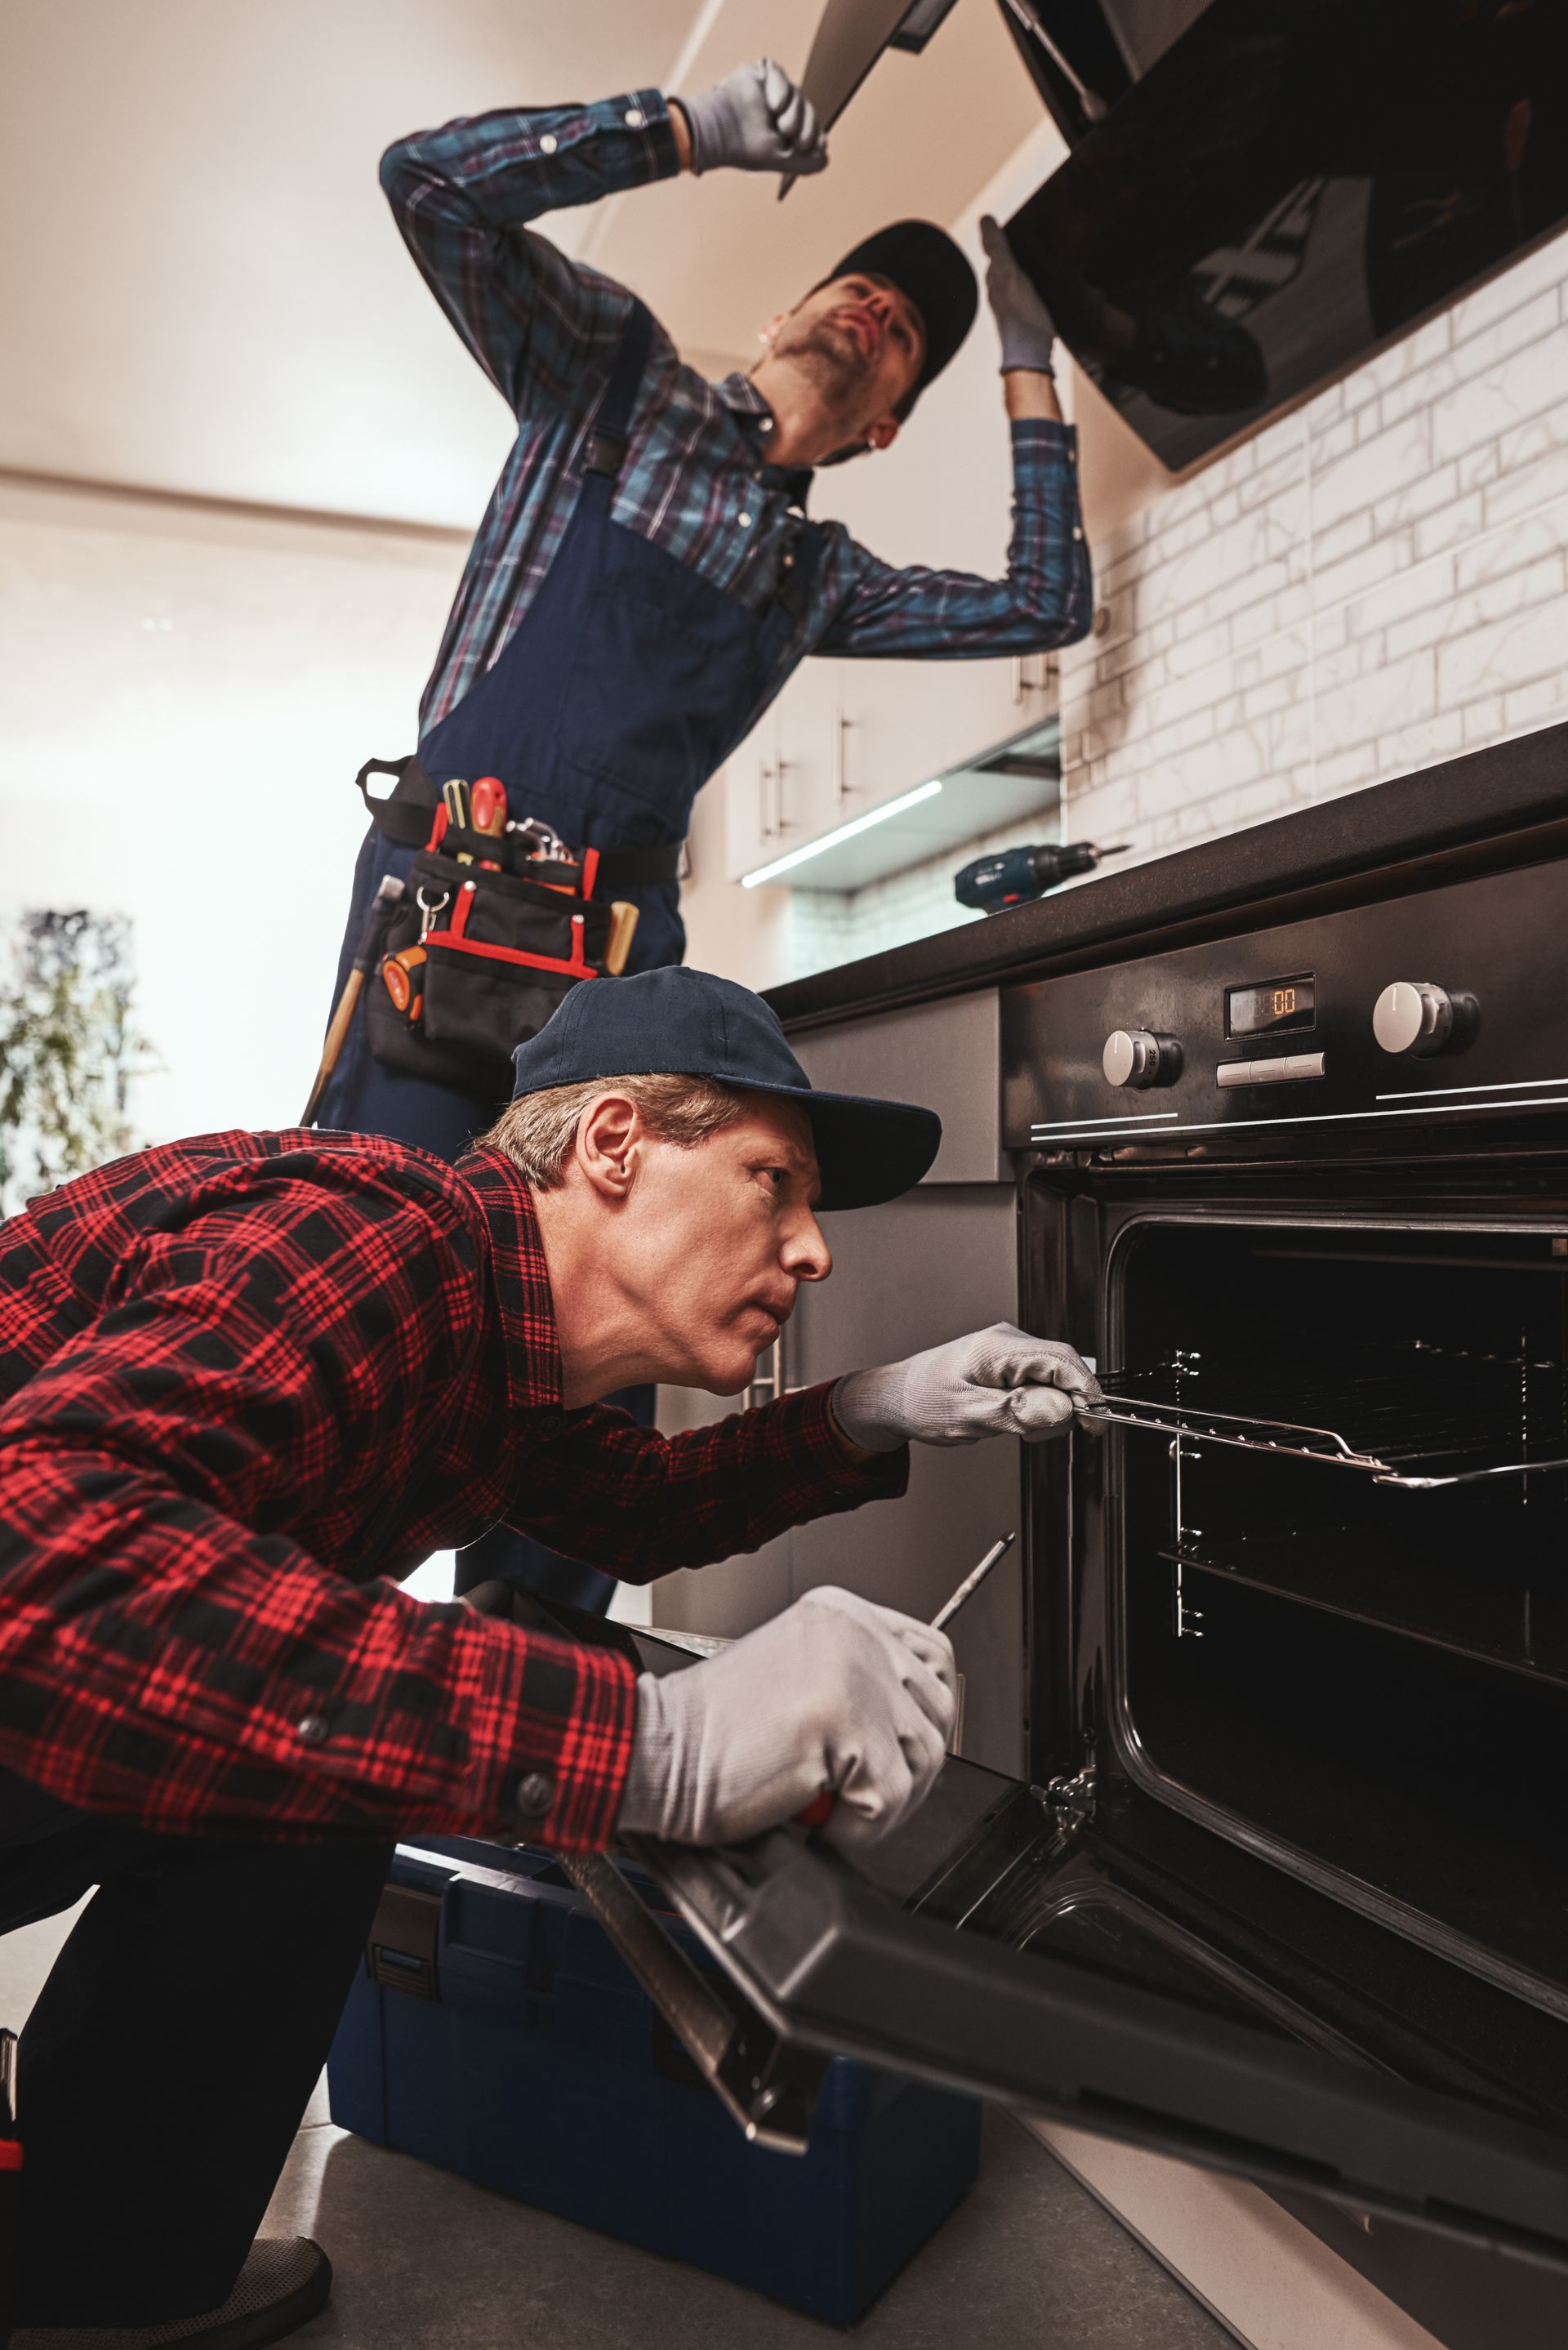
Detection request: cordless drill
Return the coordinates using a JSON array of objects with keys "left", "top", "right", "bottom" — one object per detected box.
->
[{"left": 953, "top": 838, "right": 1129, "bottom": 914}]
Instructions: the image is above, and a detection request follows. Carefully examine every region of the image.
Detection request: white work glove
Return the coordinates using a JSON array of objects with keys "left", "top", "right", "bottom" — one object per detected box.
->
[
  {"left": 617, "top": 1587, "right": 956, "bottom": 1854},
  {"left": 980, "top": 214, "right": 1057, "bottom": 376},
  {"left": 833, "top": 1322, "right": 1101, "bottom": 1451},
  {"left": 675, "top": 58, "right": 827, "bottom": 177}
]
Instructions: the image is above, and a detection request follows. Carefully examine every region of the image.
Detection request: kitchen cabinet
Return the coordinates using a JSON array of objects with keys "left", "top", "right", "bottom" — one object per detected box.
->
[
  {"left": 723, "top": 661, "right": 833, "bottom": 884},
  {"left": 922, "top": 648, "right": 1054, "bottom": 776},
  {"left": 724, "top": 649, "right": 1054, "bottom": 885},
  {"left": 724, "top": 706, "right": 780, "bottom": 885}
]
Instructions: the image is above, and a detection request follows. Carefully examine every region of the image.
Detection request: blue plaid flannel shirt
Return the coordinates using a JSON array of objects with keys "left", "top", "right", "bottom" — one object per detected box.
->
[{"left": 383, "top": 91, "right": 1094, "bottom": 738}]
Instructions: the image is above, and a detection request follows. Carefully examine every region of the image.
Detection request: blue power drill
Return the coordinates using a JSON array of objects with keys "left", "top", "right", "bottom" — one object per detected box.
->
[{"left": 954, "top": 838, "right": 1130, "bottom": 913}]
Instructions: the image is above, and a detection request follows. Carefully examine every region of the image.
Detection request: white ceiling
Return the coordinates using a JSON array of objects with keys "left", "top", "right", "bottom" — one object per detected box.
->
[{"left": 0, "top": 0, "right": 1044, "bottom": 528}]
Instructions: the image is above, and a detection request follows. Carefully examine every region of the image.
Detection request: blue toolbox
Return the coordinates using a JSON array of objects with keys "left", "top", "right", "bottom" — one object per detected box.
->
[{"left": 327, "top": 1835, "right": 982, "bottom": 2325}]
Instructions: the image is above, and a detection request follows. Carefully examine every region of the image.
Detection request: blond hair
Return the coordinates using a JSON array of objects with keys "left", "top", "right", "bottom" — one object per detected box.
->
[{"left": 479, "top": 1072, "right": 743, "bottom": 1188}]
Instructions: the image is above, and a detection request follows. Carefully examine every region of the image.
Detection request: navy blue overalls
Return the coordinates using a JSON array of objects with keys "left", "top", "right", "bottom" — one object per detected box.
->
[{"left": 317, "top": 300, "right": 822, "bottom": 1605}]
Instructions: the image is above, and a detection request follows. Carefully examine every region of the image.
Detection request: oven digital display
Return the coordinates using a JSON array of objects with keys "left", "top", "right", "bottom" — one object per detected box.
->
[{"left": 1226, "top": 974, "right": 1315, "bottom": 1038}]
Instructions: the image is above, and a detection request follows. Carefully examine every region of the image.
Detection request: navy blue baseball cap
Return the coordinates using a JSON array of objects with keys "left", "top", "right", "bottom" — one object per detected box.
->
[
  {"left": 821, "top": 220, "right": 978, "bottom": 403},
  {"left": 510, "top": 968, "right": 941, "bottom": 1210}
]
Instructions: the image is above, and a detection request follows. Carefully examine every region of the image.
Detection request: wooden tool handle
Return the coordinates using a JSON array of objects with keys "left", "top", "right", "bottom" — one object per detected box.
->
[
  {"left": 301, "top": 970, "right": 364, "bottom": 1126},
  {"left": 604, "top": 900, "right": 640, "bottom": 976}
]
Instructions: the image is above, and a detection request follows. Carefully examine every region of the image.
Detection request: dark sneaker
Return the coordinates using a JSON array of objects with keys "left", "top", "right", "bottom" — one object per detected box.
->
[{"left": 12, "top": 2236, "right": 332, "bottom": 2349}]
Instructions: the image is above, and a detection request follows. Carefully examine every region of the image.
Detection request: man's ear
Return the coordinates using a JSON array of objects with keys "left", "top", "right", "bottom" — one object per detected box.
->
[
  {"left": 757, "top": 308, "right": 788, "bottom": 348},
  {"left": 866, "top": 416, "right": 900, "bottom": 453},
  {"left": 572, "top": 1091, "right": 644, "bottom": 1203}
]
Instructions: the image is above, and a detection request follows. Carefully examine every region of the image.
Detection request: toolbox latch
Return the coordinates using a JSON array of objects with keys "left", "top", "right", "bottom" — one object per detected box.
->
[{"left": 366, "top": 1882, "right": 442, "bottom": 2000}]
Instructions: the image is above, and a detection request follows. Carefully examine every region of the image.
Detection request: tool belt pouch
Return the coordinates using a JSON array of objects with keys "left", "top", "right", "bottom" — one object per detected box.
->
[{"left": 365, "top": 844, "right": 612, "bottom": 1098}]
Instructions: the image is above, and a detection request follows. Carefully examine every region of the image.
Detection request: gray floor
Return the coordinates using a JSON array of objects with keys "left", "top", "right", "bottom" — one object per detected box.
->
[{"left": 3, "top": 1902, "right": 1233, "bottom": 2348}]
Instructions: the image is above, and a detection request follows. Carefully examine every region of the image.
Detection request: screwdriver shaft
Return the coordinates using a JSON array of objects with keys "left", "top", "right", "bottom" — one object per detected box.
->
[{"left": 929, "top": 1531, "right": 1016, "bottom": 1634}]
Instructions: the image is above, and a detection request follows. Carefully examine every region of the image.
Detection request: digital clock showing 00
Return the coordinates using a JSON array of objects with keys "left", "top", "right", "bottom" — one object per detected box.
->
[{"left": 1226, "top": 974, "right": 1316, "bottom": 1039}]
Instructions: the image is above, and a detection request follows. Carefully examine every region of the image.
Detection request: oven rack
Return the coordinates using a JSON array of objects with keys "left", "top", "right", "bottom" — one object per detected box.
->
[{"left": 1085, "top": 1342, "right": 1568, "bottom": 1488}]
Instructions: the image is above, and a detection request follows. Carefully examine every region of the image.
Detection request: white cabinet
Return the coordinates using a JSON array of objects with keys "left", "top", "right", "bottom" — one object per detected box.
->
[
  {"left": 922, "top": 650, "right": 1055, "bottom": 777},
  {"left": 724, "top": 649, "right": 1056, "bottom": 886},
  {"left": 723, "top": 661, "right": 835, "bottom": 882},
  {"left": 724, "top": 707, "right": 781, "bottom": 884}
]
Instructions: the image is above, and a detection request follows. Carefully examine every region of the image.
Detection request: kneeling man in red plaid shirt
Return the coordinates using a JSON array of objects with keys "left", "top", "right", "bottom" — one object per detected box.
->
[{"left": 0, "top": 967, "right": 1097, "bottom": 2348}]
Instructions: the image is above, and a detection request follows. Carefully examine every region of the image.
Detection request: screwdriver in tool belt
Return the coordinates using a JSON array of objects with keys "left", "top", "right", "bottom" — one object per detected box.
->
[{"left": 795, "top": 1531, "right": 1017, "bottom": 1830}]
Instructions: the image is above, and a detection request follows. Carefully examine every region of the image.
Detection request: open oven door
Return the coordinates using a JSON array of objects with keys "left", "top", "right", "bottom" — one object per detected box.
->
[{"left": 608, "top": 1624, "right": 1568, "bottom": 2274}]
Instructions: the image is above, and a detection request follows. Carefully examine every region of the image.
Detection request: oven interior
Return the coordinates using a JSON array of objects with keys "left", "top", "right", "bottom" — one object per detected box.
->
[{"left": 1106, "top": 1220, "right": 1568, "bottom": 2016}]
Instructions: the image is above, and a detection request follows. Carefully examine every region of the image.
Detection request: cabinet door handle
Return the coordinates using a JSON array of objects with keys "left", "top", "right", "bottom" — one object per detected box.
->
[
  {"left": 832, "top": 711, "right": 853, "bottom": 807},
  {"left": 773, "top": 756, "right": 792, "bottom": 835},
  {"left": 759, "top": 755, "right": 775, "bottom": 841}
]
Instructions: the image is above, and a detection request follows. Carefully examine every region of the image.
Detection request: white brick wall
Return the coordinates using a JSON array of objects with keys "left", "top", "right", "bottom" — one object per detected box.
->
[{"left": 1062, "top": 225, "right": 1568, "bottom": 869}]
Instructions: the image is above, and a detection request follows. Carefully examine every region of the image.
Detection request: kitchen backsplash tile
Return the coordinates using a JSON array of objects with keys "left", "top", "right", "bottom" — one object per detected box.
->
[{"left": 1058, "top": 221, "right": 1568, "bottom": 878}]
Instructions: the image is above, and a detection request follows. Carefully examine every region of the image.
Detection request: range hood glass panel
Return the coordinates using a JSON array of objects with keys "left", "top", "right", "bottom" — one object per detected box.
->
[{"left": 1005, "top": 0, "right": 1568, "bottom": 468}]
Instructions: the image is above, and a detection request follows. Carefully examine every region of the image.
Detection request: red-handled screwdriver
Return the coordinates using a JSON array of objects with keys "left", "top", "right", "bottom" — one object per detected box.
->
[{"left": 795, "top": 1531, "right": 1017, "bottom": 1831}]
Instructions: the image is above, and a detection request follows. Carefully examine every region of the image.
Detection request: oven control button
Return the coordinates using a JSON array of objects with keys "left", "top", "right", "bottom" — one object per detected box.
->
[
  {"left": 1217, "top": 1052, "right": 1326, "bottom": 1087},
  {"left": 1372, "top": 982, "right": 1477, "bottom": 1057},
  {"left": 1103, "top": 1028, "right": 1183, "bottom": 1088}
]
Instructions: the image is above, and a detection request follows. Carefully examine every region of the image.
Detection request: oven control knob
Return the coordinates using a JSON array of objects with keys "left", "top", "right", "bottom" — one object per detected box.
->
[
  {"left": 1102, "top": 1028, "right": 1183, "bottom": 1088},
  {"left": 1372, "top": 981, "right": 1477, "bottom": 1057}
]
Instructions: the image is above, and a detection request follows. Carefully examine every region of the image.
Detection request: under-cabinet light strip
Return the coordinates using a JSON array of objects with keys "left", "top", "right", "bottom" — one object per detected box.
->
[
  {"left": 739, "top": 778, "right": 943, "bottom": 888},
  {"left": 1029, "top": 1093, "right": 1568, "bottom": 1143}
]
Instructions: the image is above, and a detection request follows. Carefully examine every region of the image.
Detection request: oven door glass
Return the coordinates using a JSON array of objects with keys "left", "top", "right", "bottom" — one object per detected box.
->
[{"left": 612, "top": 1612, "right": 1568, "bottom": 2269}]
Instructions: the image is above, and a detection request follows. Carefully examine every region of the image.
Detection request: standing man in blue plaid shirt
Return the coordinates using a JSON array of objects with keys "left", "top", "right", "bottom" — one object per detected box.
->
[{"left": 315, "top": 56, "right": 1089, "bottom": 1606}]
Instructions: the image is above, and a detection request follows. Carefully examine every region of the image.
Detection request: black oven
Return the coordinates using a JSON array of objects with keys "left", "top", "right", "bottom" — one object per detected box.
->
[{"left": 623, "top": 842, "right": 1568, "bottom": 2272}]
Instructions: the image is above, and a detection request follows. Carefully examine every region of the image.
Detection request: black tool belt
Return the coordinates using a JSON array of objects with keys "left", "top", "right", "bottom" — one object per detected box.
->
[
  {"left": 355, "top": 756, "right": 674, "bottom": 1099},
  {"left": 356, "top": 756, "right": 682, "bottom": 891}
]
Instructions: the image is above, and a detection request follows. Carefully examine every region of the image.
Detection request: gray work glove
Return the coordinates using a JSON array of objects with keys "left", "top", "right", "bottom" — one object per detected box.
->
[
  {"left": 675, "top": 58, "right": 827, "bottom": 177},
  {"left": 617, "top": 1586, "right": 956, "bottom": 1853},
  {"left": 980, "top": 214, "right": 1057, "bottom": 375},
  {"left": 833, "top": 1322, "right": 1101, "bottom": 1451}
]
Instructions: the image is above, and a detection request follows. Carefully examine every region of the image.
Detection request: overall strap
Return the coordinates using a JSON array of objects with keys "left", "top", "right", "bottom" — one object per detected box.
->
[
  {"left": 776, "top": 510, "right": 825, "bottom": 625},
  {"left": 580, "top": 299, "right": 654, "bottom": 484},
  {"left": 354, "top": 752, "right": 438, "bottom": 848},
  {"left": 760, "top": 508, "right": 827, "bottom": 653}
]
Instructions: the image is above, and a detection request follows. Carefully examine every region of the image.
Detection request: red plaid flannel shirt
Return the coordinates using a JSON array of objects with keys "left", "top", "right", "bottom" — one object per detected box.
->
[{"left": 0, "top": 1130, "right": 905, "bottom": 1848}]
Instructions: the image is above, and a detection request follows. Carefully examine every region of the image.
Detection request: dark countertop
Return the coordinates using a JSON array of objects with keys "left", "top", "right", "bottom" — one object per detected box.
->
[{"left": 766, "top": 720, "right": 1568, "bottom": 1033}]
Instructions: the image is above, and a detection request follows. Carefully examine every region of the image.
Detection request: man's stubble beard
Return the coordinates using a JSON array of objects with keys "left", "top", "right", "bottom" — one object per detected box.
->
[{"left": 772, "top": 315, "right": 870, "bottom": 443}]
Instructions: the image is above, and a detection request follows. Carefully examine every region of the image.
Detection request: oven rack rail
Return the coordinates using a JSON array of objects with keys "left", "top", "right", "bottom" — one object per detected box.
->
[{"left": 1083, "top": 1344, "right": 1568, "bottom": 1489}]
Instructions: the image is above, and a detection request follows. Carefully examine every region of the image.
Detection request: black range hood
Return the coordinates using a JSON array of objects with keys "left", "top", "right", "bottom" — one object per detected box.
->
[{"left": 804, "top": 0, "right": 1568, "bottom": 469}]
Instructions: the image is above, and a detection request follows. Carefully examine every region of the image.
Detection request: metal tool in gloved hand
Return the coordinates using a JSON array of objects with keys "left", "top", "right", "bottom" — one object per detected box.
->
[
  {"left": 794, "top": 1531, "right": 1015, "bottom": 1829},
  {"left": 619, "top": 1586, "right": 958, "bottom": 1857},
  {"left": 832, "top": 1322, "right": 1102, "bottom": 1450},
  {"left": 618, "top": 1537, "right": 1014, "bottom": 1842},
  {"left": 955, "top": 839, "right": 1130, "bottom": 915},
  {"left": 675, "top": 56, "right": 828, "bottom": 180},
  {"left": 301, "top": 874, "right": 405, "bottom": 1126}
]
